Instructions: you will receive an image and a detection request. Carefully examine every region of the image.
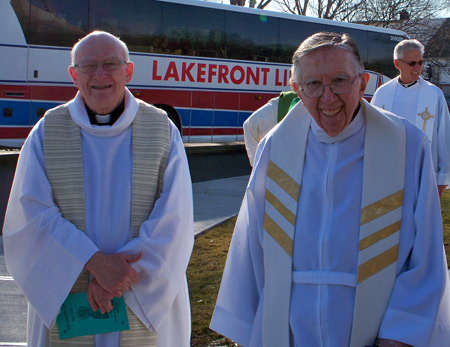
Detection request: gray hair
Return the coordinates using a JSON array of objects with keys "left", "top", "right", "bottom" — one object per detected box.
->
[
  {"left": 291, "top": 32, "right": 364, "bottom": 85},
  {"left": 394, "top": 39, "right": 424, "bottom": 60},
  {"left": 71, "top": 31, "right": 129, "bottom": 65}
]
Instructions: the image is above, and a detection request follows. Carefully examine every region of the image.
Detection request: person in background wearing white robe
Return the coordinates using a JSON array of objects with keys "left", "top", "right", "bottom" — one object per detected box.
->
[
  {"left": 210, "top": 32, "right": 450, "bottom": 347},
  {"left": 2, "top": 31, "right": 194, "bottom": 346},
  {"left": 371, "top": 39, "right": 450, "bottom": 198},
  {"left": 243, "top": 88, "right": 298, "bottom": 167}
]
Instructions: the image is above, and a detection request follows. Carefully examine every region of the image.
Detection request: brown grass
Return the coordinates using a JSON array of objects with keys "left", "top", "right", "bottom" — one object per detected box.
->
[{"left": 188, "top": 190, "right": 450, "bottom": 346}]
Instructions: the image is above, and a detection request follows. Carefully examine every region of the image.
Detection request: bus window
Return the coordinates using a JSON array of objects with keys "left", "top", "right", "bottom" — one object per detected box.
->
[
  {"left": 90, "top": 0, "right": 162, "bottom": 54},
  {"left": 161, "top": 2, "right": 224, "bottom": 57},
  {"left": 27, "top": 0, "right": 88, "bottom": 47},
  {"left": 279, "top": 19, "right": 323, "bottom": 63},
  {"left": 367, "top": 31, "right": 400, "bottom": 78},
  {"left": 225, "top": 12, "right": 280, "bottom": 62}
]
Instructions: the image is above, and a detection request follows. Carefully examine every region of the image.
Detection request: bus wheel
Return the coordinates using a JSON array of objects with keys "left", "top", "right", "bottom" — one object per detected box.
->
[{"left": 153, "top": 104, "right": 182, "bottom": 134}]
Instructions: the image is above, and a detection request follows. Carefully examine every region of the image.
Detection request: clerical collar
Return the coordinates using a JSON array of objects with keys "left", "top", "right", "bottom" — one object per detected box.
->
[
  {"left": 85, "top": 99, "right": 125, "bottom": 126},
  {"left": 399, "top": 80, "right": 418, "bottom": 88}
]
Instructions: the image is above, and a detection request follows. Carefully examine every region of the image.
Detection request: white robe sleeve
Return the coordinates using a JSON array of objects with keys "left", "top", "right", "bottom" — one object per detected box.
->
[
  {"left": 378, "top": 132, "right": 450, "bottom": 346},
  {"left": 117, "top": 124, "right": 194, "bottom": 333},
  {"left": 433, "top": 90, "right": 450, "bottom": 186},
  {"left": 243, "top": 98, "right": 279, "bottom": 167},
  {"left": 210, "top": 137, "right": 270, "bottom": 346},
  {"left": 3, "top": 121, "right": 100, "bottom": 328}
]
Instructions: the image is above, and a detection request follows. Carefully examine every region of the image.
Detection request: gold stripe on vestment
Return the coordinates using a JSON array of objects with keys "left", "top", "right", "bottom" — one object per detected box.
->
[
  {"left": 357, "top": 244, "right": 399, "bottom": 284},
  {"left": 359, "top": 220, "right": 402, "bottom": 251},
  {"left": 360, "top": 190, "right": 404, "bottom": 226},
  {"left": 265, "top": 189, "right": 296, "bottom": 225},
  {"left": 263, "top": 213, "right": 293, "bottom": 257},
  {"left": 267, "top": 161, "right": 301, "bottom": 201}
]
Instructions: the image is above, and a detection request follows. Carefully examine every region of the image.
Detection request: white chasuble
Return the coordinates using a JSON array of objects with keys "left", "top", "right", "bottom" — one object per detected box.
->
[
  {"left": 371, "top": 77, "right": 437, "bottom": 141},
  {"left": 263, "top": 100, "right": 405, "bottom": 347}
]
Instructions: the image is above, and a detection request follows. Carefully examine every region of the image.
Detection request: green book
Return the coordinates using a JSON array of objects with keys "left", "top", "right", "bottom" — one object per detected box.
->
[{"left": 56, "top": 292, "right": 129, "bottom": 339}]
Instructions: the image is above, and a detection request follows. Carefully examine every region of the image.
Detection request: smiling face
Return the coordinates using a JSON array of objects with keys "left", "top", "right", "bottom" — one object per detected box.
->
[
  {"left": 68, "top": 34, "right": 134, "bottom": 115},
  {"left": 294, "top": 47, "right": 368, "bottom": 137},
  {"left": 394, "top": 49, "right": 423, "bottom": 84}
]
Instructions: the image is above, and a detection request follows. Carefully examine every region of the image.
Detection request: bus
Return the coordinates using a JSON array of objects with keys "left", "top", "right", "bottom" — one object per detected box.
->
[{"left": 0, "top": 0, "right": 408, "bottom": 147}]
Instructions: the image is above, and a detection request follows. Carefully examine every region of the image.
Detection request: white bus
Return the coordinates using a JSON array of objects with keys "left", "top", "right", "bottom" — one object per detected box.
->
[{"left": 0, "top": 0, "right": 407, "bottom": 147}]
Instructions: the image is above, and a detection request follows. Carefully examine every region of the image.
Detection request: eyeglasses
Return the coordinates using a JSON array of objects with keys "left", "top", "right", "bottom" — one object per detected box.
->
[
  {"left": 73, "top": 60, "right": 128, "bottom": 73},
  {"left": 397, "top": 59, "right": 424, "bottom": 67},
  {"left": 299, "top": 75, "right": 359, "bottom": 98}
]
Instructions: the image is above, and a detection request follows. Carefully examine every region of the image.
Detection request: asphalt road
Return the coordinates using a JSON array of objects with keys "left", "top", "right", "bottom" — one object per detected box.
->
[{"left": 0, "top": 143, "right": 251, "bottom": 346}]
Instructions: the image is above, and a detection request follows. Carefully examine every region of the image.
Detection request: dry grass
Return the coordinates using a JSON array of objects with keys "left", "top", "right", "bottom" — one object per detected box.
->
[
  {"left": 187, "top": 217, "right": 238, "bottom": 347},
  {"left": 440, "top": 190, "right": 450, "bottom": 259},
  {"left": 188, "top": 190, "right": 450, "bottom": 346}
]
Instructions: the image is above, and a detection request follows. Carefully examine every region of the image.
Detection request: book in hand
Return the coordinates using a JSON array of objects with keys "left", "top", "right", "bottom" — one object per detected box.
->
[{"left": 56, "top": 292, "right": 129, "bottom": 339}]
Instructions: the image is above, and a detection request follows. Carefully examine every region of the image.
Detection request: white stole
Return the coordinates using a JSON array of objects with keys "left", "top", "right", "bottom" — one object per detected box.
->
[
  {"left": 263, "top": 100, "right": 405, "bottom": 346},
  {"left": 376, "top": 77, "right": 437, "bottom": 141}
]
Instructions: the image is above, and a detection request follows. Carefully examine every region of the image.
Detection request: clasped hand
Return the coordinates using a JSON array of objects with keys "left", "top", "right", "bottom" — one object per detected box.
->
[{"left": 84, "top": 251, "right": 142, "bottom": 313}]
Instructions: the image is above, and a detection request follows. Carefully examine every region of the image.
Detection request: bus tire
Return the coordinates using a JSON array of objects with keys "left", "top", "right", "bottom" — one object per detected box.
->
[{"left": 153, "top": 104, "right": 182, "bottom": 134}]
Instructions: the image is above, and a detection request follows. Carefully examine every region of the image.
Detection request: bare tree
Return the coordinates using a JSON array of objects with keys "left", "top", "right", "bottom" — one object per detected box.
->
[
  {"left": 244, "top": 0, "right": 274, "bottom": 8},
  {"left": 420, "top": 18, "right": 450, "bottom": 85},
  {"left": 350, "top": 0, "right": 447, "bottom": 31},
  {"left": 267, "top": 0, "right": 447, "bottom": 23},
  {"left": 273, "top": 0, "right": 364, "bottom": 19}
]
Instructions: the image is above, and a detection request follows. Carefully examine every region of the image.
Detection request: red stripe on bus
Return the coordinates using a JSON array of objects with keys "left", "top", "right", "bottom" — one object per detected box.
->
[
  {"left": 1, "top": 84, "right": 278, "bottom": 111},
  {"left": 0, "top": 127, "right": 32, "bottom": 138}
]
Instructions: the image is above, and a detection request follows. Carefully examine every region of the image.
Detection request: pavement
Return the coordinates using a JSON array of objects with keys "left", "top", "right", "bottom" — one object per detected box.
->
[{"left": 192, "top": 175, "right": 249, "bottom": 235}]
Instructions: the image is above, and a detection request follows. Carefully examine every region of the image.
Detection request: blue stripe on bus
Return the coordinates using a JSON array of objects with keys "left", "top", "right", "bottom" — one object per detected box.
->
[
  {"left": 1, "top": 99, "right": 253, "bottom": 128},
  {"left": 0, "top": 100, "right": 60, "bottom": 126}
]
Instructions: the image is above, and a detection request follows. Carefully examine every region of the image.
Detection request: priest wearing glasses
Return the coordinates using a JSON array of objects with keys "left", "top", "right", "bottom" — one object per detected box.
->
[
  {"left": 210, "top": 32, "right": 450, "bottom": 347},
  {"left": 3, "top": 31, "right": 194, "bottom": 347},
  {"left": 371, "top": 39, "right": 450, "bottom": 197}
]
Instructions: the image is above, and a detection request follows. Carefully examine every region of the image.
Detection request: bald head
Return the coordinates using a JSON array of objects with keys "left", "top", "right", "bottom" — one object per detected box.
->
[
  {"left": 68, "top": 31, "right": 134, "bottom": 115},
  {"left": 71, "top": 31, "right": 129, "bottom": 66}
]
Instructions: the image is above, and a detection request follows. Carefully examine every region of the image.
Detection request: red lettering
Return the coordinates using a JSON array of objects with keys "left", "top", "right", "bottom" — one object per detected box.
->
[
  {"left": 275, "top": 69, "right": 283, "bottom": 86},
  {"left": 197, "top": 63, "right": 207, "bottom": 83},
  {"left": 261, "top": 68, "right": 270, "bottom": 85},
  {"left": 152, "top": 60, "right": 162, "bottom": 81},
  {"left": 182, "top": 62, "right": 195, "bottom": 82},
  {"left": 218, "top": 65, "right": 230, "bottom": 83},
  {"left": 164, "top": 61, "right": 180, "bottom": 81},
  {"left": 208, "top": 64, "right": 218, "bottom": 83},
  {"left": 284, "top": 69, "right": 289, "bottom": 86},
  {"left": 246, "top": 67, "right": 259, "bottom": 85},
  {"left": 230, "top": 66, "right": 245, "bottom": 85}
]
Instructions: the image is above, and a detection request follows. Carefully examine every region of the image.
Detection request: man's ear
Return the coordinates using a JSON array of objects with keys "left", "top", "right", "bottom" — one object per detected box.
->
[
  {"left": 359, "top": 72, "right": 369, "bottom": 95},
  {"left": 125, "top": 61, "right": 134, "bottom": 83},
  {"left": 393, "top": 59, "right": 401, "bottom": 71},
  {"left": 68, "top": 66, "right": 78, "bottom": 87},
  {"left": 291, "top": 81, "right": 302, "bottom": 98}
]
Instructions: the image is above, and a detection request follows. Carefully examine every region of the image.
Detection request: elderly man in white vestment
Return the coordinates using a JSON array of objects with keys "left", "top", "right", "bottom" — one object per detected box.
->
[
  {"left": 210, "top": 32, "right": 450, "bottom": 347},
  {"left": 371, "top": 39, "right": 450, "bottom": 198},
  {"left": 3, "top": 31, "right": 194, "bottom": 347}
]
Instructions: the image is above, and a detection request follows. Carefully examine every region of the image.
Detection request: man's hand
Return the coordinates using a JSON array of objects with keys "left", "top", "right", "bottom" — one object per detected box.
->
[
  {"left": 85, "top": 251, "right": 143, "bottom": 297},
  {"left": 87, "top": 277, "right": 114, "bottom": 314},
  {"left": 438, "top": 185, "right": 447, "bottom": 198}
]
